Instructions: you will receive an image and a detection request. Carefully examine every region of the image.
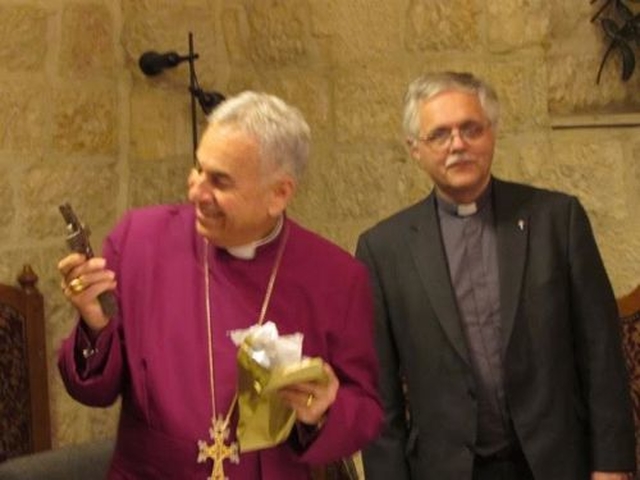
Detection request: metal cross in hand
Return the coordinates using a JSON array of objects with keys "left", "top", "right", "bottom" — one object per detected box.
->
[{"left": 197, "top": 416, "right": 240, "bottom": 480}]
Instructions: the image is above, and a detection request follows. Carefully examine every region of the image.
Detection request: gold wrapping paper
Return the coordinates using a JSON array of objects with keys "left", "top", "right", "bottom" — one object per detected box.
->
[{"left": 236, "top": 341, "right": 327, "bottom": 452}]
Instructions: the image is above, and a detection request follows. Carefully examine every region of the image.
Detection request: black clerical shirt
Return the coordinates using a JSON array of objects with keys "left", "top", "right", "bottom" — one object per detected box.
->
[{"left": 437, "top": 183, "right": 515, "bottom": 456}]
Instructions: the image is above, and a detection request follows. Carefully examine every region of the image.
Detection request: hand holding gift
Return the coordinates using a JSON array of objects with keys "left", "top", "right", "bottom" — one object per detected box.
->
[
  {"left": 231, "top": 322, "right": 336, "bottom": 451},
  {"left": 277, "top": 362, "right": 339, "bottom": 427}
]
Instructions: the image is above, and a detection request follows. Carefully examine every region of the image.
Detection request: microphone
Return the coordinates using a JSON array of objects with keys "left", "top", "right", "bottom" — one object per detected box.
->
[
  {"left": 138, "top": 51, "right": 197, "bottom": 76},
  {"left": 191, "top": 88, "right": 225, "bottom": 115}
]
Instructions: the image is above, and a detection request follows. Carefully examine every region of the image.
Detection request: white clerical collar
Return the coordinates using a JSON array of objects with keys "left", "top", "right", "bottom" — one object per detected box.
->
[
  {"left": 226, "top": 216, "right": 284, "bottom": 260},
  {"left": 436, "top": 181, "right": 492, "bottom": 218},
  {"left": 457, "top": 203, "right": 478, "bottom": 217}
]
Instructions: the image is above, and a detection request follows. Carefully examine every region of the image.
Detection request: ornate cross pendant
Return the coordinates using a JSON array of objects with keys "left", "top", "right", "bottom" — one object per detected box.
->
[{"left": 197, "top": 416, "right": 240, "bottom": 480}]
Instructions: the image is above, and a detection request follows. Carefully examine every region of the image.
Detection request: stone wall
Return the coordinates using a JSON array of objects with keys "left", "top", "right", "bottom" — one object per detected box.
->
[{"left": 1, "top": 0, "right": 638, "bottom": 447}]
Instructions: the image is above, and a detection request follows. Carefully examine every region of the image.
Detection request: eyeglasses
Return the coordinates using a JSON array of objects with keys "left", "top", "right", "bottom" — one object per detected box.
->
[{"left": 417, "top": 121, "right": 489, "bottom": 151}]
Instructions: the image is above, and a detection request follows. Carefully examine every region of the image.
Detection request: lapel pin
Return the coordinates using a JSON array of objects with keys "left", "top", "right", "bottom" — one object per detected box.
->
[{"left": 517, "top": 219, "right": 525, "bottom": 231}]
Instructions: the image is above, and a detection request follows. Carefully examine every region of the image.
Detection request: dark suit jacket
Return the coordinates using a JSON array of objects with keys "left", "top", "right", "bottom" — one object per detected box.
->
[{"left": 356, "top": 178, "right": 635, "bottom": 479}]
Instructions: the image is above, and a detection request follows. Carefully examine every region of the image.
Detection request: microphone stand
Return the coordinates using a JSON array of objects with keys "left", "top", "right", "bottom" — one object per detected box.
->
[
  {"left": 138, "top": 32, "right": 224, "bottom": 167},
  {"left": 187, "top": 32, "right": 198, "bottom": 166}
]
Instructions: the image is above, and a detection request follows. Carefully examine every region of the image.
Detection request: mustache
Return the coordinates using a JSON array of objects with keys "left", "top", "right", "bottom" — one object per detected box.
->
[
  {"left": 195, "top": 203, "right": 223, "bottom": 218},
  {"left": 445, "top": 154, "right": 473, "bottom": 168}
]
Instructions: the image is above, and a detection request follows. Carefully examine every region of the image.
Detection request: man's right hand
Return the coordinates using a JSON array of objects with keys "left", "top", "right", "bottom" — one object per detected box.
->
[{"left": 58, "top": 253, "right": 117, "bottom": 335}]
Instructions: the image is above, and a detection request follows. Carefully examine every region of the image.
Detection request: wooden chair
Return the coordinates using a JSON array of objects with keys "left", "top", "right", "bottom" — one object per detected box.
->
[
  {"left": 0, "top": 265, "right": 51, "bottom": 461},
  {"left": 618, "top": 284, "right": 640, "bottom": 473}
]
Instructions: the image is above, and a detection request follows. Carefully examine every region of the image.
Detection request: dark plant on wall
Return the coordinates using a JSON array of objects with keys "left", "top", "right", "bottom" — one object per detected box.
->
[{"left": 590, "top": 0, "right": 640, "bottom": 84}]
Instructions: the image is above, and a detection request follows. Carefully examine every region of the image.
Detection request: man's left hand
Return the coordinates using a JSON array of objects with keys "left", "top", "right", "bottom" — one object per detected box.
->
[{"left": 278, "top": 362, "right": 339, "bottom": 426}]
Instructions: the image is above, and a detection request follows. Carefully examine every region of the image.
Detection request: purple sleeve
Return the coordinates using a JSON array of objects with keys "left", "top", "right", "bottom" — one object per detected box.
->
[
  {"left": 58, "top": 317, "right": 122, "bottom": 407},
  {"left": 298, "top": 265, "right": 383, "bottom": 464},
  {"left": 57, "top": 218, "right": 128, "bottom": 408}
]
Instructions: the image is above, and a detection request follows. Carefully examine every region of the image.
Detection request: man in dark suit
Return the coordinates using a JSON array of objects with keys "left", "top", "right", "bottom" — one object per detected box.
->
[{"left": 356, "top": 71, "right": 636, "bottom": 480}]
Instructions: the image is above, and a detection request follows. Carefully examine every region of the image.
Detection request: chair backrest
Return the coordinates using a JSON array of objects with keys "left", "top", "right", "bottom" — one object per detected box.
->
[
  {"left": 0, "top": 265, "right": 51, "bottom": 461},
  {"left": 0, "top": 438, "right": 115, "bottom": 480},
  {"left": 618, "top": 284, "right": 640, "bottom": 471}
]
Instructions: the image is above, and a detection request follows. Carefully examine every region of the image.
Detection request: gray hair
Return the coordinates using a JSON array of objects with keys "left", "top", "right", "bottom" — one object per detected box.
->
[
  {"left": 208, "top": 91, "right": 310, "bottom": 181},
  {"left": 402, "top": 71, "right": 500, "bottom": 140}
]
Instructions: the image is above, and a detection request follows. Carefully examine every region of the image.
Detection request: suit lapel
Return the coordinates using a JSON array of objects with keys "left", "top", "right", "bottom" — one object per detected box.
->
[
  {"left": 493, "top": 180, "right": 529, "bottom": 352},
  {"left": 407, "top": 194, "right": 471, "bottom": 365}
]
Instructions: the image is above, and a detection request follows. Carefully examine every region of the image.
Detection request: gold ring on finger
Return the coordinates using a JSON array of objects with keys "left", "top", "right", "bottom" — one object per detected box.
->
[
  {"left": 68, "top": 277, "right": 85, "bottom": 294},
  {"left": 305, "top": 393, "right": 314, "bottom": 408}
]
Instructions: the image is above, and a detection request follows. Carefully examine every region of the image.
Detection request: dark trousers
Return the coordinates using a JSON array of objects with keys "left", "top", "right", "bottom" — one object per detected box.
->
[{"left": 472, "top": 446, "right": 534, "bottom": 480}]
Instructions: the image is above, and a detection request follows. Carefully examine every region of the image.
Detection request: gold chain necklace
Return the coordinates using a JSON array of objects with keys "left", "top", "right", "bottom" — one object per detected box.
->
[{"left": 197, "top": 224, "right": 289, "bottom": 480}]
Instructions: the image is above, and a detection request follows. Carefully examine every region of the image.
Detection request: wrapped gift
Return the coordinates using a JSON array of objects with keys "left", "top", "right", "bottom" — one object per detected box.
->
[{"left": 232, "top": 322, "right": 327, "bottom": 452}]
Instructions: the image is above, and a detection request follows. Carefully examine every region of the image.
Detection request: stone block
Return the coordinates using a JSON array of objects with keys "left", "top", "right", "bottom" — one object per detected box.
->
[
  {"left": 0, "top": 5, "right": 49, "bottom": 72},
  {"left": 20, "top": 160, "right": 119, "bottom": 241},
  {"left": 547, "top": 134, "right": 626, "bottom": 219},
  {"left": 122, "top": 1, "right": 217, "bottom": 81},
  {"left": 0, "top": 262, "right": 15, "bottom": 287},
  {"left": 0, "top": 81, "right": 48, "bottom": 153},
  {"left": 290, "top": 144, "right": 430, "bottom": 225},
  {"left": 59, "top": 3, "right": 116, "bottom": 75},
  {"left": 52, "top": 387, "right": 118, "bottom": 445},
  {"left": 493, "top": 132, "right": 551, "bottom": 182},
  {"left": 129, "top": 157, "right": 191, "bottom": 208},
  {"left": 130, "top": 85, "right": 194, "bottom": 161},
  {"left": 334, "top": 66, "right": 411, "bottom": 143},
  {"left": 52, "top": 84, "right": 118, "bottom": 154},
  {"left": 486, "top": 1, "right": 549, "bottom": 52},
  {"left": 245, "top": 0, "right": 309, "bottom": 65},
  {"left": 224, "top": 69, "right": 260, "bottom": 96},
  {"left": 253, "top": 70, "right": 333, "bottom": 140},
  {"left": 404, "top": 0, "right": 479, "bottom": 52},
  {"left": 547, "top": 53, "right": 640, "bottom": 114},
  {"left": 309, "top": 0, "right": 404, "bottom": 62},
  {"left": 483, "top": 60, "right": 549, "bottom": 131},
  {"left": 220, "top": 6, "right": 249, "bottom": 65},
  {"left": 0, "top": 168, "right": 15, "bottom": 239},
  {"left": 626, "top": 137, "right": 640, "bottom": 211},
  {"left": 548, "top": 2, "right": 599, "bottom": 56},
  {"left": 297, "top": 218, "right": 379, "bottom": 254}
]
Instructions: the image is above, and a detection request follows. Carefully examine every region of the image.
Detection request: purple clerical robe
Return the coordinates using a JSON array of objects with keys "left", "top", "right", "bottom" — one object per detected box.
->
[{"left": 58, "top": 204, "right": 382, "bottom": 479}]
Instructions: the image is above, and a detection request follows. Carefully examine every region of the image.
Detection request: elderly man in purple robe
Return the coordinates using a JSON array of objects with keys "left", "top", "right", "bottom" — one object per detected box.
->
[{"left": 57, "top": 91, "right": 383, "bottom": 479}]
